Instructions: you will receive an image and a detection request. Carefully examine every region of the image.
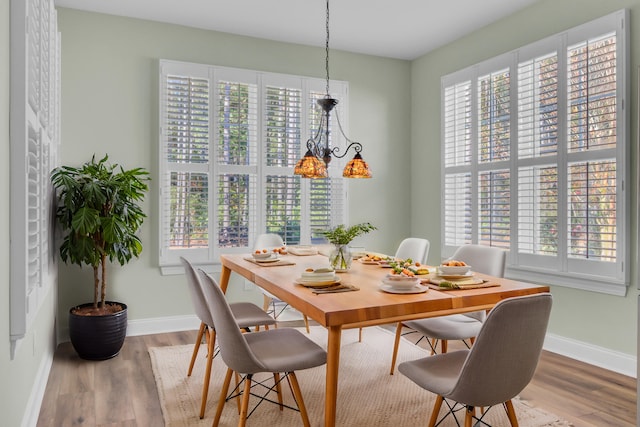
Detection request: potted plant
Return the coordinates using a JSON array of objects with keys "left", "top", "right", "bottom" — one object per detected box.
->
[
  {"left": 319, "top": 223, "right": 376, "bottom": 271},
  {"left": 51, "top": 155, "right": 150, "bottom": 360}
]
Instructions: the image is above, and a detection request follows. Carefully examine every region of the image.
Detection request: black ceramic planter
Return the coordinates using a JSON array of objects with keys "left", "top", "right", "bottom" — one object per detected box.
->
[{"left": 68, "top": 302, "right": 128, "bottom": 360}]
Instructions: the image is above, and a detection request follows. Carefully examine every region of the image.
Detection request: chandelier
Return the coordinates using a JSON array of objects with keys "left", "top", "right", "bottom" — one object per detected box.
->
[{"left": 294, "top": 0, "right": 372, "bottom": 179}]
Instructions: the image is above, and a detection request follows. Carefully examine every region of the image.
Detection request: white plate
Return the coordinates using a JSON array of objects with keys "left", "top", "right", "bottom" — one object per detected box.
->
[
  {"left": 381, "top": 278, "right": 421, "bottom": 290},
  {"left": 438, "top": 271, "right": 473, "bottom": 279},
  {"left": 255, "top": 256, "right": 280, "bottom": 263},
  {"left": 380, "top": 283, "right": 428, "bottom": 294},
  {"left": 385, "top": 274, "right": 419, "bottom": 281},
  {"left": 294, "top": 277, "right": 341, "bottom": 288},
  {"left": 439, "top": 265, "right": 472, "bottom": 275},
  {"left": 358, "top": 259, "right": 380, "bottom": 265}
]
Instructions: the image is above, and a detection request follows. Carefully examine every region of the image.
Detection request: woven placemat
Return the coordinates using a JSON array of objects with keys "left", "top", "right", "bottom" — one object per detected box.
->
[{"left": 243, "top": 257, "right": 296, "bottom": 267}]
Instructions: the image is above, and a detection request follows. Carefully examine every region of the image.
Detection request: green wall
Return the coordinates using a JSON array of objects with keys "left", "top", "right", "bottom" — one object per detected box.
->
[
  {"left": 411, "top": 0, "right": 640, "bottom": 354},
  {"left": 55, "top": 9, "right": 412, "bottom": 336}
]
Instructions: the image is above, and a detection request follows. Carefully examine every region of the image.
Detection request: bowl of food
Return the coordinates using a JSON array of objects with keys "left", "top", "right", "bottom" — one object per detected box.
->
[
  {"left": 253, "top": 250, "right": 273, "bottom": 260},
  {"left": 439, "top": 260, "right": 471, "bottom": 276},
  {"left": 384, "top": 273, "right": 420, "bottom": 289}
]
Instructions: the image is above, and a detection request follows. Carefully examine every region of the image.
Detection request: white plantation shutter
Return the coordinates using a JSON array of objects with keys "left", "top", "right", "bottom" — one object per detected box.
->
[
  {"left": 567, "top": 160, "right": 617, "bottom": 261},
  {"left": 443, "top": 81, "right": 472, "bottom": 167},
  {"left": 264, "top": 176, "right": 301, "bottom": 244},
  {"left": 441, "top": 10, "right": 627, "bottom": 294},
  {"left": 215, "top": 72, "right": 259, "bottom": 251},
  {"left": 263, "top": 84, "right": 302, "bottom": 244},
  {"left": 160, "top": 64, "right": 213, "bottom": 265},
  {"left": 265, "top": 86, "right": 302, "bottom": 167},
  {"left": 518, "top": 165, "right": 558, "bottom": 256},
  {"left": 517, "top": 52, "right": 560, "bottom": 257},
  {"left": 443, "top": 173, "right": 472, "bottom": 246},
  {"left": 478, "top": 70, "right": 510, "bottom": 163},
  {"left": 478, "top": 170, "right": 510, "bottom": 248},
  {"left": 159, "top": 61, "right": 348, "bottom": 269},
  {"left": 309, "top": 178, "right": 344, "bottom": 242},
  {"left": 10, "top": 0, "right": 60, "bottom": 352},
  {"left": 518, "top": 54, "right": 559, "bottom": 159},
  {"left": 442, "top": 79, "right": 473, "bottom": 248},
  {"left": 567, "top": 33, "right": 617, "bottom": 153}
]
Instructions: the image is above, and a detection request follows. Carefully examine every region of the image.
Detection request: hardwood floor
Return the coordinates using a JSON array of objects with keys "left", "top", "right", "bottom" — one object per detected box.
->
[{"left": 36, "top": 324, "right": 636, "bottom": 427}]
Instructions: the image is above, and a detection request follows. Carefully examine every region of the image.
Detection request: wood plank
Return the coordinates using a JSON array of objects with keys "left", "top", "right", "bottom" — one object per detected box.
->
[
  {"left": 52, "top": 391, "right": 96, "bottom": 427},
  {"left": 94, "top": 353, "right": 136, "bottom": 425}
]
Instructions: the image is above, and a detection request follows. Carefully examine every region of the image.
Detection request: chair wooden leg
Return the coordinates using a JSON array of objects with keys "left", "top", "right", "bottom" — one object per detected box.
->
[
  {"left": 199, "top": 327, "right": 216, "bottom": 419},
  {"left": 504, "top": 399, "right": 519, "bottom": 427},
  {"left": 234, "top": 372, "right": 242, "bottom": 413},
  {"left": 188, "top": 322, "right": 206, "bottom": 376},
  {"left": 273, "top": 373, "right": 283, "bottom": 410},
  {"left": 303, "top": 315, "right": 310, "bottom": 333},
  {"left": 238, "top": 375, "right": 253, "bottom": 427},
  {"left": 441, "top": 339, "right": 448, "bottom": 354},
  {"left": 464, "top": 406, "right": 474, "bottom": 427},
  {"left": 390, "top": 322, "right": 403, "bottom": 375},
  {"left": 288, "top": 372, "right": 311, "bottom": 427},
  {"left": 428, "top": 395, "right": 444, "bottom": 427},
  {"left": 213, "top": 368, "right": 234, "bottom": 427},
  {"left": 358, "top": 327, "right": 363, "bottom": 342}
]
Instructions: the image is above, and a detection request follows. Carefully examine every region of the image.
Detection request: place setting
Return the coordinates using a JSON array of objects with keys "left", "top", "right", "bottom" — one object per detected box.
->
[
  {"left": 379, "top": 258, "right": 429, "bottom": 294},
  {"left": 243, "top": 247, "right": 296, "bottom": 266},
  {"left": 294, "top": 267, "right": 359, "bottom": 294},
  {"left": 428, "top": 261, "right": 500, "bottom": 290}
]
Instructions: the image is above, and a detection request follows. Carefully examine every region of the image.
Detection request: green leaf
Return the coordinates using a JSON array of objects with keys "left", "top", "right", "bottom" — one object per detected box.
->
[{"left": 71, "top": 207, "right": 101, "bottom": 235}]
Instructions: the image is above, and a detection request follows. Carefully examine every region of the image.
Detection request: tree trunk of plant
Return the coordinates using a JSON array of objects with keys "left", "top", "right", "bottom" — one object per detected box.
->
[
  {"left": 93, "top": 265, "right": 100, "bottom": 309},
  {"left": 100, "top": 252, "right": 107, "bottom": 308}
]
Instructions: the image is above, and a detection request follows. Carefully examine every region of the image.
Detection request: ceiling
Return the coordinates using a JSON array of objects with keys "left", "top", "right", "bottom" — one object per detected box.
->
[{"left": 54, "top": 0, "right": 540, "bottom": 60}]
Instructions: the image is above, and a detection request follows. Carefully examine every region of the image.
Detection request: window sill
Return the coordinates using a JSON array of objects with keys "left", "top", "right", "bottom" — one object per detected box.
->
[
  {"left": 160, "top": 263, "right": 221, "bottom": 276},
  {"left": 506, "top": 266, "right": 628, "bottom": 297}
]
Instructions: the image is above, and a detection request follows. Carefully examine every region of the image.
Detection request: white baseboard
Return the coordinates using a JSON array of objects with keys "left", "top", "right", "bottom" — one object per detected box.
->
[
  {"left": 126, "top": 314, "right": 201, "bottom": 337},
  {"left": 22, "top": 343, "right": 55, "bottom": 427},
  {"left": 544, "top": 332, "right": 636, "bottom": 378}
]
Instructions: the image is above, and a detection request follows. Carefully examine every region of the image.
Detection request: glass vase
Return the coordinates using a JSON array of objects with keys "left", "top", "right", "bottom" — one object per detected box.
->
[{"left": 329, "top": 244, "right": 352, "bottom": 272}]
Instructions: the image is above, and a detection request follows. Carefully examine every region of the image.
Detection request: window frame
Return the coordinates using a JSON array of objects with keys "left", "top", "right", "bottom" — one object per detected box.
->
[
  {"left": 440, "top": 10, "right": 629, "bottom": 295},
  {"left": 159, "top": 60, "right": 349, "bottom": 273}
]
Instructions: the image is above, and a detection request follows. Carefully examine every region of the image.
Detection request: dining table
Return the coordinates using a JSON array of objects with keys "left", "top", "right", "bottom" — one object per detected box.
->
[{"left": 218, "top": 252, "right": 550, "bottom": 427}]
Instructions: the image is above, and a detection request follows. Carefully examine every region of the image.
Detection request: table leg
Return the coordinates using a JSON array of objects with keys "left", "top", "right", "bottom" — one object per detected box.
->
[
  {"left": 325, "top": 325, "right": 342, "bottom": 427},
  {"left": 219, "top": 265, "right": 231, "bottom": 293}
]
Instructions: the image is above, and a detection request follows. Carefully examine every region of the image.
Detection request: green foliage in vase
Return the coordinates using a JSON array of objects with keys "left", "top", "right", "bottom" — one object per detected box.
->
[{"left": 319, "top": 222, "right": 377, "bottom": 245}]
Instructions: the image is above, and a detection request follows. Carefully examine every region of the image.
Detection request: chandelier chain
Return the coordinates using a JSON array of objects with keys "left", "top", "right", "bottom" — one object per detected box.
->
[{"left": 325, "top": 0, "right": 330, "bottom": 95}]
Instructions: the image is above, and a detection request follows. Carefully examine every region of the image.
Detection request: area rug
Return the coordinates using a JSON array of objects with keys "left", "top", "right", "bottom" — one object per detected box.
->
[{"left": 149, "top": 326, "right": 571, "bottom": 426}]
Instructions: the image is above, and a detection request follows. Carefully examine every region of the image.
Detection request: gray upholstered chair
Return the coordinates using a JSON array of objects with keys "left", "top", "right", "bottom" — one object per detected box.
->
[
  {"left": 390, "top": 244, "right": 506, "bottom": 374},
  {"left": 180, "top": 257, "right": 276, "bottom": 419},
  {"left": 399, "top": 293, "right": 552, "bottom": 427},
  {"left": 255, "top": 233, "right": 310, "bottom": 333},
  {"left": 198, "top": 269, "right": 327, "bottom": 427},
  {"left": 394, "top": 237, "right": 430, "bottom": 265}
]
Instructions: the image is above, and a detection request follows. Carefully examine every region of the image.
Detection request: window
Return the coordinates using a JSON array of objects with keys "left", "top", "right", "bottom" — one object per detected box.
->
[
  {"left": 441, "top": 10, "right": 628, "bottom": 295},
  {"left": 159, "top": 61, "right": 347, "bottom": 270}
]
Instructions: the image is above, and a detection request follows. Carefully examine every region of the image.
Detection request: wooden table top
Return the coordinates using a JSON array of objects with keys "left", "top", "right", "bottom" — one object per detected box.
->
[{"left": 220, "top": 253, "right": 550, "bottom": 328}]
